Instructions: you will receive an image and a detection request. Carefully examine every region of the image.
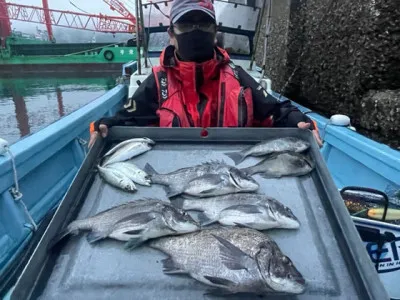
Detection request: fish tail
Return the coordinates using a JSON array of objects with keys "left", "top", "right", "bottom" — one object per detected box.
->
[
  {"left": 224, "top": 151, "right": 245, "bottom": 165},
  {"left": 164, "top": 185, "right": 184, "bottom": 199},
  {"left": 197, "top": 212, "right": 216, "bottom": 227},
  {"left": 144, "top": 163, "right": 159, "bottom": 175},
  {"left": 169, "top": 196, "right": 186, "bottom": 209},
  {"left": 240, "top": 166, "right": 255, "bottom": 176},
  {"left": 48, "top": 220, "right": 82, "bottom": 249}
]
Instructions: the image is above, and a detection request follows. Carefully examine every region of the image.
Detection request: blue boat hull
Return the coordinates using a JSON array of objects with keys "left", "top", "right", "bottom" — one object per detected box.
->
[
  {"left": 272, "top": 92, "right": 400, "bottom": 197},
  {"left": 0, "top": 67, "right": 399, "bottom": 298},
  {"left": 0, "top": 84, "right": 127, "bottom": 279}
]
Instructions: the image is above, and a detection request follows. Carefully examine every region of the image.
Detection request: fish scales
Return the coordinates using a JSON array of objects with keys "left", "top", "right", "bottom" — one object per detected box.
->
[
  {"left": 241, "top": 152, "right": 314, "bottom": 178},
  {"left": 51, "top": 199, "right": 199, "bottom": 249},
  {"left": 149, "top": 227, "right": 306, "bottom": 295},
  {"left": 225, "top": 137, "right": 310, "bottom": 165},
  {"left": 173, "top": 193, "right": 300, "bottom": 230}
]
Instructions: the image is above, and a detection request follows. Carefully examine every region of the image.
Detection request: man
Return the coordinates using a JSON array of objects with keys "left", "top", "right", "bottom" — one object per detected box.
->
[{"left": 89, "top": 0, "right": 322, "bottom": 147}]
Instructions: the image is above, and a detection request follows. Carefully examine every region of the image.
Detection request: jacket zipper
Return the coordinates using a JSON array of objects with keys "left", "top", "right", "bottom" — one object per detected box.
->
[
  {"left": 218, "top": 82, "right": 226, "bottom": 127},
  {"left": 238, "top": 87, "right": 246, "bottom": 127}
]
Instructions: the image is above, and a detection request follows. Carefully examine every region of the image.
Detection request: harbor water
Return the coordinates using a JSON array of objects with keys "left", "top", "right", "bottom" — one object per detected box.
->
[{"left": 0, "top": 75, "right": 117, "bottom": 145}]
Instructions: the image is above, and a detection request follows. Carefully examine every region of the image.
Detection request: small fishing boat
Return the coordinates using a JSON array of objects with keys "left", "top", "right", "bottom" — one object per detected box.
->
[{"left": 0, "top": 1, "right": 399, "bottom": 299}]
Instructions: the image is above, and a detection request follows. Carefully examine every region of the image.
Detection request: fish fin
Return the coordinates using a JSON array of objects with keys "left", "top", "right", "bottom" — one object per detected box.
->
[
  {"left": 124, "top": 237, "right": 145, "bottom": 250},
  {"left": 203, "top": 276, "right": 235, "bottom": 287},
  {"left": 144, "top": 163, "right": 159, "bottom": 176},
  {"left": 123, "top": 229, "right": 145, "bottom": 235},
  {"left": 164, "top": 185, "right": 184, "bottom": 198},
  {"left": 186, "top": 174, "right": 225, "bottom": 195},
  {"left": 223, "top": 204, "right": 263, "bottom": 214},
  {"left": 233, "top": 222, "right": 257, "bottom": 229},
  {"left": 115, "top": 212, "right": 158, "bottom": 226},
  {"left": 224, "top": 151, "right": 245, "bottom": 165},
  {"left": 197, "top": 212, "right": 216, "bottom": 226},
  {"left": 212, "top": 234, "right": 253, "bottom": 271},
  {"left": 169, "top": 196, "right": 186, "bottom": 209},
  {"left": 201, "top": 160, "right": 227, "bottom": 166},
  {"left": 259, "top": 172, "right": 279, "bottom": 179},
  {"left": 86, "top": 231, "right": 107, "bottom": 243},
  {"left": 161, "top": 257, "right": 187, "bottom": 274}
]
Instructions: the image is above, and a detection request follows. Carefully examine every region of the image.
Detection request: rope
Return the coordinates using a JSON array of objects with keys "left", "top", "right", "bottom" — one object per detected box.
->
[
  {"left": 3, "top": 146, "right": 38, "bottom": 231},
  {"left": 259, "top": 0, "right": 272, "bottom": 83},
  {"left": 7, "top": 148, "right": 19, "bottom": 193},
  {"left": 69, "top": 0, "right": 90, "bottom": 14}
]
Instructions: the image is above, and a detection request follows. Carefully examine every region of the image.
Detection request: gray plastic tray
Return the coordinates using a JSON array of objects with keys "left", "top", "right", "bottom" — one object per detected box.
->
[{"left": 11, "top": 128, "right": 389, "bottom": 300}]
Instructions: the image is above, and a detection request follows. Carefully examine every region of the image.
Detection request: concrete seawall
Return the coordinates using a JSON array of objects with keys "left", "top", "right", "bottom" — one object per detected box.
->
[{"left": 255, "top": 0, "right": 400, "bottom": 148}]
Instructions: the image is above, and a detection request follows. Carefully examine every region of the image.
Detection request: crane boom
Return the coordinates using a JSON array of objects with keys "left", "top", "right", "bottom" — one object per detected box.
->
[
  {"left": 103, "top": 0, "right": 136, "bottom": 24},
  {"left": 0, "top": 1, "right": 136, "bottom": 35}
]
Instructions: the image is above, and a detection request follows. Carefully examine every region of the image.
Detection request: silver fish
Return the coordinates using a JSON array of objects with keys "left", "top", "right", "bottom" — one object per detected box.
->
[
  {"left": 173, "top": 193, "right": 300, "bottom": 229},
  {"left": 241, "top": 152, "right": 315, "bottom": 178},
  {"left": 149, "top": 227, "right": 306, "bottom": 295},
  {"left": 52, "top": 199, "right": 200, "bottom": 249},
  {"left": 181, "top": 170, "right": 259, "bottom": 198},
  {"left": 106, "top": 162, "right": 151, "bottom": 186},
  {"left": 144, "top": 161, "right": 258, "bottom": 198},
  {"left": 97, "top": 165, "right": 137, "bottom": 192},
  {"left": 224, "top": 137, "right": 310, "bottom": 165},
  {"left": 103, "top": 138, "right": 155, "bottom": 166},
  {"left": 103, "top": 137, "right": 155, "bottom": 157}
]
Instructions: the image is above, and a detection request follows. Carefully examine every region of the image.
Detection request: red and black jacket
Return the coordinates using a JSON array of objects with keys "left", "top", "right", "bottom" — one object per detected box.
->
[{"left": 93, "top": 46, "right": 315, "bottom": 131}]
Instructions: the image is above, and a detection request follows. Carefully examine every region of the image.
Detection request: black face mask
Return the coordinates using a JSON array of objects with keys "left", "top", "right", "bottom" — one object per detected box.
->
[{"left": 175, "top": 30, "right": 215, "bottom": 63}]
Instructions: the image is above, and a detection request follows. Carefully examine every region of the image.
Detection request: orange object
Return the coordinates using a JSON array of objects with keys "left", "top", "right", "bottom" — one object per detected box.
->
[
  {"left": 312, "top": 120, "right": 319, "bottom": 133},
  {"left": 89, "top": 121, "right": 95, "bottom": 133}
]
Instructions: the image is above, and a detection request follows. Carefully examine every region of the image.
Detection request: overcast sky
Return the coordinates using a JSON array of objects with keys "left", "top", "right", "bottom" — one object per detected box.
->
[
  {"left": 8, "top": 0, "right": 261, "bottom": 35},
  {"left": 8, "top": 0, "right": 138, "bottom": 33}
]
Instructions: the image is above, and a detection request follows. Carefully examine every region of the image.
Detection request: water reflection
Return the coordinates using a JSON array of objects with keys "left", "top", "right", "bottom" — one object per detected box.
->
[{"left": 0, "top": 76, "right": 116, "bottom": 144}]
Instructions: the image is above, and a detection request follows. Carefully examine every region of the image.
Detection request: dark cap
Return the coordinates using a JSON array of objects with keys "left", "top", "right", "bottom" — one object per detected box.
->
[{"left": 170, "top": 0, "right": 216, "bottom": 24}]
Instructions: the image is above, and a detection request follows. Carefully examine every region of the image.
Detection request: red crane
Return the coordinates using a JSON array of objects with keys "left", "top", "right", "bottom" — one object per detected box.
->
[
  {"left": 103, "top": 0, "right": 136, "bottom": 25},
  {"left": 0, "top": 0, "right": 136, "bottom": 45}
]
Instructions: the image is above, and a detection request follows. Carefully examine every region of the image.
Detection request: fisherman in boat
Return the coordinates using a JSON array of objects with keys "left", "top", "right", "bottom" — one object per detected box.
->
[{"left": 89, "top": 0, "right": 322, "bottom": 147}]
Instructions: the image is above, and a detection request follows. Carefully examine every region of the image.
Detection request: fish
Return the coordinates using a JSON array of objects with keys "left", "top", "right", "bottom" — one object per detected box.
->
[
  {"left": 144, "top": 161, "right": 258, "bottom": 198},
  {"left": 97, "top": 165, "right": 137, "bottom": 192},
  {"left": 51, "top": 199, "right": 200, "bottom": 249},
  {"left": 106, "top": 161, "right": 151, "bottom": 186},
  {"left": 224, "top": 137, "right": 310, "bottom": 165},
  {"left": 241, "top": 152, "right": 314, "bottom": 178},
  {"left": 149, "top": 227, "right": 306, "bottom": 296},
  {"left": 180, "top": 170, "right": 259, "bottom": 198},
  {"left": 103, "top": 137, "right": 155, "bottom": 157},
  {"left": 173, "top": 193, "right": 299, "bottom": 229},
  {"left": 102, "top": 137, "right": 155, "bottom": 166}
]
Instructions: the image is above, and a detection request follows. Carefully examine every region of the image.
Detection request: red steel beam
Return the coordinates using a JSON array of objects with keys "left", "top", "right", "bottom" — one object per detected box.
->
[
  {"left": 0, "top": 2, "right": 135, "bottom": 33},
  {"left": 41, "top": 0, "right": 54, "bottom": 41},
  {"left": 0, "top": 0, "right": 11, "bottom": 45}
]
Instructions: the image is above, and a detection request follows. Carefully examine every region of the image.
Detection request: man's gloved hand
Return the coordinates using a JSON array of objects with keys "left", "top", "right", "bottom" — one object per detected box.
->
[
  {"left": 88, "top": 124, "right": 109, "bottom": 148},
  {"left": 297, "top": 122, "right": 323, "bottom": 147}
]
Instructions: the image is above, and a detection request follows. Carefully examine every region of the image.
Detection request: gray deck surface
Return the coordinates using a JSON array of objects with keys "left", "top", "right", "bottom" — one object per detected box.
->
[{"left": 36, "top": 142, "right": 361, "bottom": 300}]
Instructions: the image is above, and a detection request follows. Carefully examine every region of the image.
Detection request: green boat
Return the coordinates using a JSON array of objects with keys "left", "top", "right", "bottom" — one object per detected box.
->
[{"left": 0, "top": 33, "right": 138, "bottom": 76}]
